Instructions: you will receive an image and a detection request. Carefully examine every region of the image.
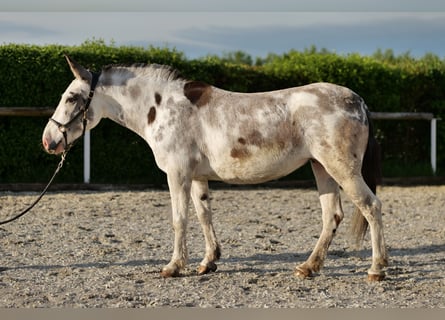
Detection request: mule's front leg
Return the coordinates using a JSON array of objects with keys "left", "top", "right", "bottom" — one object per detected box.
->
[
  {"left": 191, "top": 180, "right": 221, "bottom": 275},
  {"left": 160, "top": 173, "right": 191, "bottom": 278}
]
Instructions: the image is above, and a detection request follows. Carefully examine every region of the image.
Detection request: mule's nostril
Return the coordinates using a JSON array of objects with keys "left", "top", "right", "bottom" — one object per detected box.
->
[
  {"left": 43, "top": 136, "right": 60, "bottom": 152},
  {"left": 48, "top": 140, "right": 61, "bottom": 151}
]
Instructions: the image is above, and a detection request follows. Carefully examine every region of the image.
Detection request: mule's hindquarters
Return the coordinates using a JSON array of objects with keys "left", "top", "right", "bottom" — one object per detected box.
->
[
  {"left": 296, "top": 111, "right": 388, "bottom": 281},
  {"left": 350, "top": 113, "right": 388, "bottom": 280}
]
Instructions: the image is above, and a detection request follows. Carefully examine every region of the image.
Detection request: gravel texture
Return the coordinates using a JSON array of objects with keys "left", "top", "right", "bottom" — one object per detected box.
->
[{"left": 0, "top": 185, "right": 444, "bottom": 307}]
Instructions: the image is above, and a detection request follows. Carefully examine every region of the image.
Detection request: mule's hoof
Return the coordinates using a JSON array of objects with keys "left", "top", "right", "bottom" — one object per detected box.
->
[
  {"left": 294, "top": 266, "right": 313, "bottom": 279},
  {"left": 367, "top": 273, "right": 385, "bottom": 282},
  {"left": 197, "top": 262, "right": 217, "bottom": 275},
  {"left": 160, "top": 267, "right": 181, "bottom": 278}
]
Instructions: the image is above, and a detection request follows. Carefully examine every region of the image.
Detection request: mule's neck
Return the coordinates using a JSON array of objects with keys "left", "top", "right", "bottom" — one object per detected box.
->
[{"left": 92, "top": 68, "right": 183, "bottom": 139}]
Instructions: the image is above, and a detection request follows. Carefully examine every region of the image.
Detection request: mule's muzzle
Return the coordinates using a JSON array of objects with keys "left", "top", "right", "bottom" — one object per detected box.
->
[{"left": 42, "top": 136, "right": 64, "bottom": 155}]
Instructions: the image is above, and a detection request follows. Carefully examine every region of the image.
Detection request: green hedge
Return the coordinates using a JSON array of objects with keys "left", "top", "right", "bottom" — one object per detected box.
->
[{"left": 0, "top": 42, "right": 444, "bottom": 184}]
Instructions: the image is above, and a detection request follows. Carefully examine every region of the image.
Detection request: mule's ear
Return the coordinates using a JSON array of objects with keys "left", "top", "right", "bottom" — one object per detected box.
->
[{"left": 64, "top": 54, "right": 92, "bottom": 84}]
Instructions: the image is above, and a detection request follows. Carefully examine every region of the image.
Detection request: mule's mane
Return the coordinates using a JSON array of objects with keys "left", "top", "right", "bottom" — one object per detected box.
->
[{"left": 101, "top": 63, "right": 183, "bottom": 83}]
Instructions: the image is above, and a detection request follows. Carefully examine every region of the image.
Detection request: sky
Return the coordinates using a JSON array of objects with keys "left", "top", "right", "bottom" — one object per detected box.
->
[{"left": 1, "top": 1, "right": 445, "bottom": 59}]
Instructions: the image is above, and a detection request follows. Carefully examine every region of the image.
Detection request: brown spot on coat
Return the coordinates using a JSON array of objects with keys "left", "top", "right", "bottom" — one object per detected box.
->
[
  {"left": 184, "top": 81, "right": 212, "bottom": 107},
  {"left": 155, "top": 92, "right": 162, "bottom": 105},
  {"left": 230, "top": 147, "right": 250, "bottom": 159},
  {"left": 200, "top": 193, "right": 208, "bottom": 201},
  {"left": 147, "top": 106, "right": 156, "bottom": 125},
  {"left": 247, "top": 130, "right": 264, "bottom": 146},
  {"left": 334, "top": 214, "right": 342, "bottom": 226}
]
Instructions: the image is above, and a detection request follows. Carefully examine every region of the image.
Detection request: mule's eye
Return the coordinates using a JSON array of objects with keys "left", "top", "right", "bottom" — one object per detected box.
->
[
  {"left": 66, "top": 96, "right": 77, "bottom": 104},
  {"left": 66, "top": 93, "right": 83, "bottom": 104}
]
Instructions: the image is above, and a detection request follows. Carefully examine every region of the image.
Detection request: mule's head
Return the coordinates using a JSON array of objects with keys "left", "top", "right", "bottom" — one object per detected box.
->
[{"left": 42, "top": 55, "right": 100, "bottom": 154}]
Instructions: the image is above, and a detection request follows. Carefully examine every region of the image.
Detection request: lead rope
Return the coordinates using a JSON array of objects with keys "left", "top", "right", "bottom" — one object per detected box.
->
[
  {"left": 0, "top": 151, "right": 67, "bottom": 225},
  {"left": 0, "top": 70, "right": 100, "bottom": 226}
]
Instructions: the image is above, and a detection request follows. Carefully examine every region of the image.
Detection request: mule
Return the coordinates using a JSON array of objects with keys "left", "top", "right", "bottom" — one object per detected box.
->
[{"left": 42, "top": 56, "right": 388, "bottom": 281}]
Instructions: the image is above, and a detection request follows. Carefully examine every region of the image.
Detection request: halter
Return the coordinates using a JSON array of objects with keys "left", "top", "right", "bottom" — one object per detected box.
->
[{"left": 49, "top": 71, "right": 100, "bottom": 150}]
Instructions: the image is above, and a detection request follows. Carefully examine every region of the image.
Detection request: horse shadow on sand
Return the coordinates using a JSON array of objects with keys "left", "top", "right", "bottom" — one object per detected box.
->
[
  {"left": 1, "top": 243, "right": 443, "bottom": 282},
  {"left": 204, "top": 243, "right": 444, "bottom": 280}
]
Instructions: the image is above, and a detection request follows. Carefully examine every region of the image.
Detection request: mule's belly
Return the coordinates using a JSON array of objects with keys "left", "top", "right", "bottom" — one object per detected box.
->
[{"left": 200, "top": 149, "right": 309, "bottom": 184}]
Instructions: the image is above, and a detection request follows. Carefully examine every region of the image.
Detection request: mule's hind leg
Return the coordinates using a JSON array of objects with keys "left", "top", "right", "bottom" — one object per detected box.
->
[
  {"left": 295, "top": 160, "right": 344, "bottom": 278},
  {"left": 339, "top": 176, "right": 388, "bottom": 281},
  {"left": 191, "top": 180, "right": 221, "bottom": 275}
]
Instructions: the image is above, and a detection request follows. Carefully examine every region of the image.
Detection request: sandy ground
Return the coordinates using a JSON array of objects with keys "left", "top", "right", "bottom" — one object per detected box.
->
[{"left": 0, "top": 185, "right": 444, "bottom": 308}]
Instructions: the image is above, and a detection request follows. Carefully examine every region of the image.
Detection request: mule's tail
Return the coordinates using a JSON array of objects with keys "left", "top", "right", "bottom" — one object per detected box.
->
[{"left": 351, "top": 111, "right": 382, "bottom": 246}]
